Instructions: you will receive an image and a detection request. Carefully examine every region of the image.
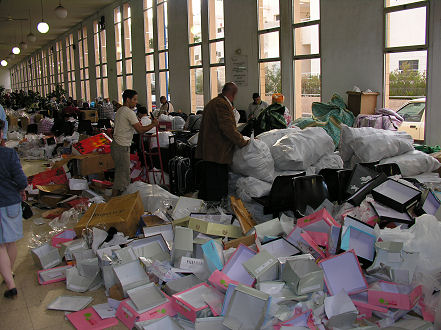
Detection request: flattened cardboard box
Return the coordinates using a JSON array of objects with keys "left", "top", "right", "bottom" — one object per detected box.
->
[
  {"left": 74, "top": 192, "right": 143, "bottom": 237},
  {"left": 175, "top": 217, "right": 242, "bottom": 239},
  {"left": 54, "top": 153, "right": 115, "bottom": 177}
]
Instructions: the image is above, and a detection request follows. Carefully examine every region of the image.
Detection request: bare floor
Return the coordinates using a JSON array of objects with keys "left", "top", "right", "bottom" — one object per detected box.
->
[{"left": 0, "top": 160, "right": 125, "bottom": 330}]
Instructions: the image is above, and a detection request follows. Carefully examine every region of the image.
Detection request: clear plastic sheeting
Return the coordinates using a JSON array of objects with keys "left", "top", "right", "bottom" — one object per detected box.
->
[
  {"left": 236, "top": 177, "right": 272, "bottom": 202},
  {"left": 231, "top": 135, "right": 275, "bottom": 183},
  {"left": 306, "top": 153, "right": 344, "bottom": 175},
  {"left": 271, "top": 127, "right": 335, "bottom": 171},
  {"left": 124, "top": 181, "right": 179, "bottom": 213}
]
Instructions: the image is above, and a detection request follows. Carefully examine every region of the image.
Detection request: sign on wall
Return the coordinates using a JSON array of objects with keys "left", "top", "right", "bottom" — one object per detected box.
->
[{"left": 231, "top": 55, "right": 248, "bottom": 87}]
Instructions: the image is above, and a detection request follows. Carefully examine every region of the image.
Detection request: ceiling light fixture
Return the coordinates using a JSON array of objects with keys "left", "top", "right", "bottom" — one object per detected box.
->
[
  {"left": 27, "top": 9, "right": 36, "bottom": 42},
  {"left": 1, "top": 60, "right": 8, "bottom": 67},
  {"left": 12, "top": 47, "right": 20, "bottom": 55},
  {"left": 37, "top": 0, "right": 49, "bottom": 34},
  {"left": 54, "top": 0, "right": 68, "bottom": 19}
]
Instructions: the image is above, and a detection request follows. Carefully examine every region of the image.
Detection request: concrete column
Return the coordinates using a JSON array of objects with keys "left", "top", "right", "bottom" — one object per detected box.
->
[
  {"left": 224, "top": 0, "right": 259, "bottom": 110},
  {"left": 73, "top": 31, "right": 82, "bottom": 101},
  {"left": 86, "top": 20, "right": 97, "bottom": 101},
  {"left": 105, "top": 5, "right": 118, "bottom": 102},
  {"left": 425, "top": 0, "right": 441, "bottom": 144},
  {"left": 280, "top": 0, "right": 294, "bottom": 116},
  {"left": 168, "top": 0, "right": 191, "bottom": 113},
  {"left": 320, "top": 0, "right": 384, "bottom": 104},
  {"left": 130, "top": 0, "right": 147, "bottom": 105}
]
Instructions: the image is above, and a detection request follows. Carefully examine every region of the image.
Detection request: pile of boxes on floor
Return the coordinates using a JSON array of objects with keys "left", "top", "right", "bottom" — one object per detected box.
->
[{"left": 27, "top": 171, "right": 441, "bottom": 329}]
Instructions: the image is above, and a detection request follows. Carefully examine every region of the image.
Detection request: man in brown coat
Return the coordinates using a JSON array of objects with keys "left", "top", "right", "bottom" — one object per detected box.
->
[{"left": 196, "top": 82, "right": 249, "bottom": 202}]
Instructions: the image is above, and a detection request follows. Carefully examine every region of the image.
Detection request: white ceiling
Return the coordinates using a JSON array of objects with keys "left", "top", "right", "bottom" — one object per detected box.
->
[{"left": 0, "top": 0, "right": 115, "bottom": 66}]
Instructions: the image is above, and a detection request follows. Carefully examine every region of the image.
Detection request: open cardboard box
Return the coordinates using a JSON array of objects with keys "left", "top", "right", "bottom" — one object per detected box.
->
[
  {"left": 282, "top": 254, "right": 324, "bottom": 295},
  {"left": 74, "top": 192, "right": 144, "bottom": 237},
  {"left": 172, "top": 283, "right": 216, "bottom": 322},
  {"left": 372, "top": 179, "right": 421, "bottom": 213},
  {"left": 368, "top": 281, "right": 422, "bottom": 310},
  {"left": 221, "top": 244, "right": 256, "bottom": 287}
]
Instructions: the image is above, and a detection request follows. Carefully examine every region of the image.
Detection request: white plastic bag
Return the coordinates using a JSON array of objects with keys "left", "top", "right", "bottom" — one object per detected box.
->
[
  {"left": 188, "top": 133, "right": 198, "bottom": 146},
  {"left": 379, "top": 150, "right": 440, "bottom": 177},
  {"left": 339, "top": 125, "right": 413, "bottom": 162},
  {"left": 256, "top": 128, "right": 300, "bottom": 149},
  {"left": 307, "top": 153, "right": 344, "bottom": 175},
  {"left": 150, "top": 131, "right": 173, "bottom": 149},
  {"left": 236, "top": 177, "right": 272, "bottom": 202},
  {"left": 351, "top": 134, "right": 414, "bottom": 163},
  {"left": 173, "top": 116, "right": 185, "bottom": 130},
  {"left": 271, "top": 127, "right": 334, "bottom": 171},
  {"left": 231, "top": 135, "right": 275, "bottom": 183}
]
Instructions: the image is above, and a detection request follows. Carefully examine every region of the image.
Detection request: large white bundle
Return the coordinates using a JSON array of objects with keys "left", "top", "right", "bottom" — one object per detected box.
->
[
  {"left": 307, "top": 153, "right": 344, "bottom": 175},
  {"left": 351, "top": 134, "right": 414, "bottom": 163},
  {"left": 271, "top": 127, "right": 334, "bottom": 171},
  {"left": 339, "top": 125, "right": 413, "bottom": 162},
  {"left": 125, "top": 181, "right": 179, "bottom": 213},
  {"left": 150, "top": 131, "right": 174, "bottom": 149},
  {"left": 173, "top": 116, "right": 185, "bottom": 130},
  {"left": 231, "top": 136, "right": 275, "bottom": 183},
  {"left": 256, "top": 128, "right": 301, "bottom": 148},
  {"left": 236, "top": 177, "right": 272, "bottom": 202},
  {"left": 158, "top": 114, "right": 173, "bottom": 122},
  {"left": 188, "top": 132, "right": 198, "bottom": 146},
  {"left": 379, "top": 150, "right": 440, "bottom": 177}
]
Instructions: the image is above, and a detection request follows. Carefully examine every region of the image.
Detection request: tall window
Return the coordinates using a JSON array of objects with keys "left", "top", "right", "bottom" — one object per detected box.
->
[
  {"left": 258, "top": 0, "right": 281, "bottom": 105},
  {"left": 48, "top": 47, "right": 55, "bottom": 93},
  {"left": 143, "top": 0, "right": 170, "bottom": 111},
  {"left": 35, "top": 53, "right": 42, "bottom": 95},
  {"left": 78, "top": 26, "right": 90, "bottom": 102},
  {"left": 293, "top": 0, "right": 321, "bottom": 117},
  {"left": 189, "top": 0, "right": 204, "bottom": 112},
  {"left": 384, "top": 0, "right": 428, "bottom": 113},
  {"left": 209, "top": 0, "right": 225, "bottom": 98},
  {"left": 66, "top": 33, "right": 76, "bottom": 99},
  {"left": 94, "top": 20, "right": 108, "bottom": 98},
  {"left": 114, "top": 3, "right": 133, "bottom": 102},
  {"left": 56, "top": 40, "right": 64, "bottom": 86}
]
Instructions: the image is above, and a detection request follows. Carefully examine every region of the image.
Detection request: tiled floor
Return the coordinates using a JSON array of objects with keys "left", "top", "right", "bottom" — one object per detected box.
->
[{"left": 0, "top": 160, "right": 126, "bottom": 330}]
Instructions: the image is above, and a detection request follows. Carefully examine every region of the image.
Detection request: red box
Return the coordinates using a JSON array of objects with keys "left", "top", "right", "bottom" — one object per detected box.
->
[{"left": 72, "top": 133, "right": 112, "bottom": 155}]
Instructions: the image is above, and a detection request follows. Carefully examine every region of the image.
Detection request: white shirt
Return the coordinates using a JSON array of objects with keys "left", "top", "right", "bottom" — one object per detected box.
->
[{"left": 114, "top": 106, "right": 139, "bottom": 146}]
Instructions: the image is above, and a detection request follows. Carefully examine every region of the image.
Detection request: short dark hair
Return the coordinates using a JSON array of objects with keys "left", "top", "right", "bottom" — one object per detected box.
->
[
  {"left": 122, "top": 89, "right": 138, "bottom": 103},
  {"left": 0, "top": 119, "right": 4, "bottom": 131},
  {"left": 252, "top": 93, "right": 260, "bottom": 99},
  {"left": 222, "top": 82, "right": 237, "bottom": 94},
  {"left": 160, "top": 96, "right": 166, "bottom": 100},
  {"left": 196, "top": 110, "right": 203, "bottom": 115},
  {"left": 137, "top": 106, "right": 148, "bottom": 115}
]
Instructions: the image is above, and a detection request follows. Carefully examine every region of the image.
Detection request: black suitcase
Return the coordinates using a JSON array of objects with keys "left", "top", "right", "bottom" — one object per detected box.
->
[{"left": 168, "top": 156, "right": 193, "bottom": 196}]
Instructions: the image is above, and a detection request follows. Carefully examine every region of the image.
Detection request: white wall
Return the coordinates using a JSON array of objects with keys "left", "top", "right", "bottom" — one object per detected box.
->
[
  {"left": 0, "top": 68, "right": 11, "bottom": 90},
  {"left": 321, "top": 0, "right": 384, "bottom": 104}
]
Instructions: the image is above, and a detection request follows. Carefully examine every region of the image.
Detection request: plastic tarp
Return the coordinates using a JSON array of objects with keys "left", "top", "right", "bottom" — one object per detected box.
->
[
  {"left": 271, "top": 127, "right": 335, "bottom": 171},
  {"left": 379, "top": 150, "right": 440, "bottom": 177},
  {"left": 292, "top": 94, "right": 354, "bottom": 146},
  {"left": 231, "top": 135, "right": 275, "bottom": 183},
  {"left": 307, "top": 153, "right": 344, "bottom": 175}
]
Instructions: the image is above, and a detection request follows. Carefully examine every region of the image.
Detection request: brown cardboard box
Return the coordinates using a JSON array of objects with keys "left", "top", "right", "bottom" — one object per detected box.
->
[
  {"left": 346, "top": 91, "right": 380, "bottom": 116},
  {"left": 81, "top": 110, "right": 98, "bottom": 123},
  {"left": 74, "top": 192, "right": 144, "bottom": 237},
  {"left": 77, "top": 153, "right": 114, "bottom": 176},
  {"left": 37, "top": 184, "right": 70, "bottom": 208}
]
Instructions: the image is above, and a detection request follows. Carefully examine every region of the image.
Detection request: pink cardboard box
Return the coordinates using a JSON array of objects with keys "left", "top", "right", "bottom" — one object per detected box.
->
[
  {"left": 367, "top": 281, "right": 422, "bottom": 310},
  {"left": 221, "top": 244, "right": 256, "bottom": 286},
  {"left": 116, "top": 295, "right": 176, "bottom": 329},
  {"left": 286, "top": 226, "right": 326, "bottom": 260},
  {"left": 172, "top": 283, "right": 215, "bottom": 322},
  {"left": 208, "top": 269, "right": 240, "bottom": 292},
  {"left": 297, "top": 208, "right": 341, "bottom": 255},
  {"left": 51, "top": 229, "right": 76, "bottom": 248},
  {"left": 37, "top": 265, "right": 73, "bottom": 285},
  {"left": 67, "top": 307, "right": 119, "bottom": 330}
]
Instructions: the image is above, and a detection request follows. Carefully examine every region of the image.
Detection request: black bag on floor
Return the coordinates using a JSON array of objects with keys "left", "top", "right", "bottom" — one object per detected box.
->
[
  {"left": 22, "top": 201, "right": 33, "bottom": 219},
  {"left": 27, "top": 123, "right": 38, "bottom": 134},
  {"left": 168, "top": 156, "right": 193, "bottom": 196}
]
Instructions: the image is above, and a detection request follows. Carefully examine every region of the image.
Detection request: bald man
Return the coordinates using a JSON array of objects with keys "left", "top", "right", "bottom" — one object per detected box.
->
[{"left": 196, "top": 82, "right": 249, "bottom": 202}]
